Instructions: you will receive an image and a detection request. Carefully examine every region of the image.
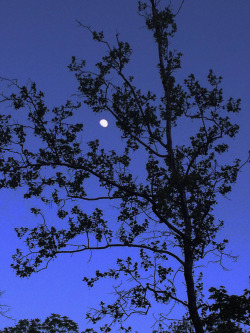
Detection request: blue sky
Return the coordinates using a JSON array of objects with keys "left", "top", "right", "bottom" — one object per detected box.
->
[{"left": 0, "top": 0, "right": 250, "bottom": 331}]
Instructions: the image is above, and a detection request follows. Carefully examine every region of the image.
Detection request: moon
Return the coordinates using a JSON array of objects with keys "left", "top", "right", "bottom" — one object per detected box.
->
[{"left": 99, "top": 119, "right": 108, "bottom": 128}]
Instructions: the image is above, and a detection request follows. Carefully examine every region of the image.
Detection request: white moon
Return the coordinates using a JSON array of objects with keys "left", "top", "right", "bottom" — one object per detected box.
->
[{"left": 99, "top": 119, "right": 108, "bottom": 128}]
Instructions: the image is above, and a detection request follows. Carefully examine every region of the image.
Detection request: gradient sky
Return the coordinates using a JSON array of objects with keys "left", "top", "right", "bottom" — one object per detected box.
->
[{"left": 0, "top": 0, "right": 250, "bottom": 331}]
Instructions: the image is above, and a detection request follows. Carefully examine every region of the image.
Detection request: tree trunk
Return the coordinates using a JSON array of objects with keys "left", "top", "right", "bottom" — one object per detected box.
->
[{"left": 184, "top": 248, "right": 204, "bottom": 333}]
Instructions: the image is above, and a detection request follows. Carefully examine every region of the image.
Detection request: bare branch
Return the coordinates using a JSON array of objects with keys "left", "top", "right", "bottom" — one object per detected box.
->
[{"left": 57, "top": 242, "right": 184, "bottom": 266}]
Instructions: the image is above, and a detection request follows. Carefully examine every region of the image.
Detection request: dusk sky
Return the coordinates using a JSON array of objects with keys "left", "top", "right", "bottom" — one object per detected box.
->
[{"left": 0, "top": 0, "right": 250, "bottom": 331}]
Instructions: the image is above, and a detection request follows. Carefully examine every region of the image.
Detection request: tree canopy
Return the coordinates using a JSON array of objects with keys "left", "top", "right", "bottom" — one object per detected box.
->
[
  {"left": 0, "top": 1, "right": 249, "bottom": 332},
  {"left": 0, "top": 314, "right": 79, "bottom": 333}
]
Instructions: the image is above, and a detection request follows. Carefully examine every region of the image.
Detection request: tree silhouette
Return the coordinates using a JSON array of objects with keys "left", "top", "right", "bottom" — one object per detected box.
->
[
  {"left": 0, "top": 313, "right": 79, "bottom": 333},
  {"left": 0, "top": 1, "right": 249, "bottom": 332},
  {"left": 166, "top": 286, "right": 250, "bottom": 333}
]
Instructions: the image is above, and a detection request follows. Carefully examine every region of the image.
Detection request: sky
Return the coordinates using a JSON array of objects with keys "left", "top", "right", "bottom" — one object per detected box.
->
[{"left": 0, "top": 0, "right": 250, "bottom": 331}]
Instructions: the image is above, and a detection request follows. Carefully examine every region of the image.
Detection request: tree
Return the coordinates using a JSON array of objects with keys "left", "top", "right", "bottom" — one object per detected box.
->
[
  {"left": 202, "top": 286, "right": 250, "bottom": 333},
  {"left": 0, "top": 1, "right": 249, "bottom": 332},
  {"left": 167, "top": 286, "right": 250, "bottom": 333},
  {"left": 0, "top": 313, "right": 79, "bottom": 333}
]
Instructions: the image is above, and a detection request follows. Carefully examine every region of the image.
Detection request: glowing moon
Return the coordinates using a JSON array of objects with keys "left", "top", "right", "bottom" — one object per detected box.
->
[{"left": 99, "top": 119, "right": 108, "bottom": 128}]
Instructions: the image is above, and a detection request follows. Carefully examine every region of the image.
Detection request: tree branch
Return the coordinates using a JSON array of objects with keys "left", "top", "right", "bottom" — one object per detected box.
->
[
  {"left": 146, "top": 283, "right": 188, "bottom": 307},
  {"left": 56, "top": 242, "right": 184, "bottom": 266}
]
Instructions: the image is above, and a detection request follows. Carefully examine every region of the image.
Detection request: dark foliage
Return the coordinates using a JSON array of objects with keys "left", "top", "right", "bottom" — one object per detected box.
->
[{"left": 0, "top": 313, "right": 79, "bottom": 333}]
